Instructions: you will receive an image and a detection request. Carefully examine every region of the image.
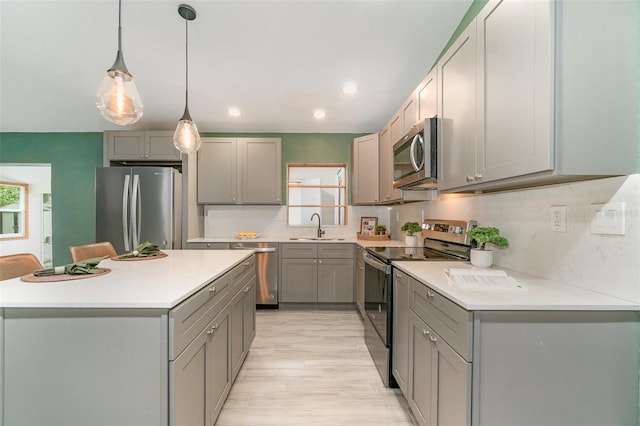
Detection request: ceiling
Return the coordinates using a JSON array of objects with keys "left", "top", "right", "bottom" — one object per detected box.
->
[{"left": 0, "top": 0, "right": 471, "bottom": 134}]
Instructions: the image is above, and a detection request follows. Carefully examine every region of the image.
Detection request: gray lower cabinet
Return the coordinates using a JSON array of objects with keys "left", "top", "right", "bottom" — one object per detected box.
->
[
  {"left": 355, "top": 246, "right": 365, "bottom": 316},
  {"left": 392, "top": 268, "right": 410, "bottom": 395},
  {"left": 1, "top": 257, "right": 256, "bottom": 426},
  {"left": 396, "top": 270, "right": 639, "bottom": 426},
  {"left": 280, "top": 243, "right": 354, "bottom": 303}
]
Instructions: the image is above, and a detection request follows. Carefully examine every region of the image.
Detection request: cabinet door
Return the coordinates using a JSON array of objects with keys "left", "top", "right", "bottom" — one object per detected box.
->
[
  {"left": 242, "top": 280, "right": 256, "bottom": 353},
  {"left": 379, "top": 123, "right": 402, "bottom": 203},
  {"left": 389, "top": 110, "right": 403, "bottom": 146},
  {"left": 146, "top": 131, "right": 181, "bottom": 161},
  {"left": 171, "top": 328, "right": 207, "bottom": 426},
  {"left": 239, "top": 138, "right": 282, "bottom": 204},
  {"left": 355, "top": 249, "right": 365, "bottom": 316},
  {"left": 106, "top": 131, "right": 145, "bottom": 160},
  {"left": 392, "top": 269, "right": 410, "bottom": 396},
  {"left": 280, "top": 258, "right": 317, "bottom": 302},
  {"left": 431, "top": 335, "right": 471, "bottom": 426},
  {"left": 208, "top": 308, "right": 231, "bottom": 424},
  {"left": 475, "top": 0, "right": 552, "bottom": 184},
  {"left": 317, "top": 258, "right": 354, "bottom": 303},
  {"left": 230, "top": 291, "right": 245, "bottom": 380},
  {"left": 438, "top": 23, "right": 477, "bottom": 191},
  {"left": 402, "top": 93, "right": 418, "bottom": 134},
  {"left": 352, "top": 133, "right": 380, "bottom": 205},
  {"left": 408, "top": 311, "right": 434, "bottom": 426},
  {"left": 417, "top": 69, "right": 437, "bottom": 121},
  {"left": 197, "top": 138, "right": 237, "bottom": 203}
]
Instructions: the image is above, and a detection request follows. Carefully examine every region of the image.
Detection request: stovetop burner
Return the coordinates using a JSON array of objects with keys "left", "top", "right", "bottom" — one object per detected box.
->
[{"left": 367, "top": 246, "right": 455, "bottom": 261}]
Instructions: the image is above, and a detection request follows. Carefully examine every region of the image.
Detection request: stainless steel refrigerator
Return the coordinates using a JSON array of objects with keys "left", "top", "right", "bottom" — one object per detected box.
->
[{"left": 95, "top": 167, "right": 182, "bottom": 253}]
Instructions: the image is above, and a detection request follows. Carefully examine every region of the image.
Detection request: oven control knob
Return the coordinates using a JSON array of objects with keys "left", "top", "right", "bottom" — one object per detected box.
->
[
  {"left": 422, "top": 224, "right": 432, "bottom": 230},
  {"left": 451, "top": 226, "right": 463, "bottom": 234}
]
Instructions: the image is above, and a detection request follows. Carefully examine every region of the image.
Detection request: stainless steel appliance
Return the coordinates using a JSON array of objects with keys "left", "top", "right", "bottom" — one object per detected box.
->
[
  {"left": 363, "top": 219, "right": 476, "bottom": 387},
  {"left": 95, "top": 167, "right": 182, "bottom": 253},
  {"left": 230, "top": 242, "right": 278, "bottom": 308},
  {"left": 393, "top": 117, "right": 437, "bottom": 190}
]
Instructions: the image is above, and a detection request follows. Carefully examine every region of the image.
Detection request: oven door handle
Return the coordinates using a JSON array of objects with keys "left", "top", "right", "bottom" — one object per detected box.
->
[{"left": 364, "top": 253, "right": 391, "bottom": 274}]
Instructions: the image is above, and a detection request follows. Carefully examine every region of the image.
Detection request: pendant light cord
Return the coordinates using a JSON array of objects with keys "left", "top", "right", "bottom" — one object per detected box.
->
[
  {"left": 117, "top": 0, "right": 122, "bottom": 53},
  {"left": 184, "top": 19, "right": 189, "bottom": 110}
]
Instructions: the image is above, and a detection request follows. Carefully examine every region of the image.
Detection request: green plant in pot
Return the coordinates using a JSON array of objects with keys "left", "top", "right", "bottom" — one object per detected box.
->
[
  {"left": 466, "top": 226, "right": 509, "bottom": 267},
  {"left": 375, "top": 224, "right": 387, "bottom": 235},
  {"left": 401, "top": 221, "right": 422, "bottom": 246}
]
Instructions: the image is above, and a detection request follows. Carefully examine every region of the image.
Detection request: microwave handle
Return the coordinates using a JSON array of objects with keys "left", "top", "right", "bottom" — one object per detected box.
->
[{"left": 409, "top": 133, "right": 425, "bottom": 172}]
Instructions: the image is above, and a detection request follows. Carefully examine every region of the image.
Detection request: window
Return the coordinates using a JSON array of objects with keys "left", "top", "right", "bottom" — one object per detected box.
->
[
  {"left": 287, "top": 164, "right": 347, "bottom": 226},
  {"left": 0, "top": 182, "right": 29, "bottom": 240}
]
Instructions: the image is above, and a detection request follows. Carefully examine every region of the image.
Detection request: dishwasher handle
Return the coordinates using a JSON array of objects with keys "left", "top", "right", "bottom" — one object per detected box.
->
[{"left": 253, "top": 247, "right": 276, "bottom": 253}]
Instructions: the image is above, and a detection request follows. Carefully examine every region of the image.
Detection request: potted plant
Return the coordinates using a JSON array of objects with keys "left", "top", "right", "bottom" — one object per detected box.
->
[
  {"left": 375, "top": 224, "right": 387, "bottom": 235},
  {"left": 466, "top": 226, "right": 509, "bottom": 267},
  {"left": 401, "top": 221, "right": 422, "bottom": 246}
]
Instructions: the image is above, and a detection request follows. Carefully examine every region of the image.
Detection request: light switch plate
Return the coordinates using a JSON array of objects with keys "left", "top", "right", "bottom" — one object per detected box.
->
[{"left": 590, "top": 202, "right": 625, "bottom": 235}]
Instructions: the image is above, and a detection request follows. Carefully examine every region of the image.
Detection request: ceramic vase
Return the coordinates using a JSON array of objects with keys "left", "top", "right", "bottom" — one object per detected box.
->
[
  {"left": 405, "top": 235, "right": 419, "bottom": 246},
  {"left": 470, "top": 249, "right": 493, "bottom": 268}
]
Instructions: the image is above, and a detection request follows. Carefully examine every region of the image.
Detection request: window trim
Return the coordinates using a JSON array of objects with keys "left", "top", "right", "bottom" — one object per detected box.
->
[
  {"left": 286, "top": 163, "right": 348, "bottom": 226},
  {"left": 0, "top": 181, "right": 29, "bottom": 241}
]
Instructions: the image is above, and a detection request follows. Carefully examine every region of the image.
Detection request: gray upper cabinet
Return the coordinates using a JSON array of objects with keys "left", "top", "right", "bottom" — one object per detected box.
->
[
  {"left": 352, "top": 133, "right": 380, "bottom": 205},
  {"left": 438, "top": 0, "right": 638, "bottom": 193},
  {"left": 379, "top": 122, "right": 402, "bottom": 204},
  {"left": 104, "top": 131, "right": 181, "bottom": 162},
  {"left": 198, "top": 137, "right": 282, "bottom": 204}
]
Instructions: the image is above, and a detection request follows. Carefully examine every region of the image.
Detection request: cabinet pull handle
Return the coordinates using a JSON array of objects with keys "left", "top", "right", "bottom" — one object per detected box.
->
[
  {"left": 427, "top": 291, "right": 435, "bottom": 299},
  {"left": 319, "top": 260, "right": 322, "bottom": 264},
  {"left": 466, "top": 175, "right": 474, "bottom": 182},
  {"left": 422, "top": 329, "right": 430, "bottom": 336},
  {"left": 209, "top": 286, "right": 216, "bottom": 294},
  {"left": 429, "top": 335, "right": 437, "bottom": 343},
  {"left": 244, "top": 261, "right": 250, "bottom": 266},
  {"left": 474, "top": 173, "right": 483, "bottom": 180},
  {"left": 396, "top": 273, "right": 402, "bottom": 278},
  {"left": 243, "top": 287, "right": 250, "bottom": 293},
  {"left": 207, "top": 324, "right": 218, "bottom": 335}
]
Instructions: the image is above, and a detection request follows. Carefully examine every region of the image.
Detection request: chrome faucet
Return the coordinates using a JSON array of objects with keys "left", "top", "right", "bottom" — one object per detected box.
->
[{"left": 310, "top": 213, "right": 325, "bottom": 238}]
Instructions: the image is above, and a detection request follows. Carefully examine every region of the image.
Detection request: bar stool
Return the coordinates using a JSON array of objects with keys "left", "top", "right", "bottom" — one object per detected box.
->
[
  {"left": 69, "top": 242, "right": 117, "bottom": 262},
  {"left": 0, "top": 253, "right": 43, "bottom": 280}
]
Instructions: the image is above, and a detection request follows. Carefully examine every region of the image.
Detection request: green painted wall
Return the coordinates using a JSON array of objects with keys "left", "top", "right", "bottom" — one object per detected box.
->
[{"left": 0, "top": 133, "right": 103, "bottom": 264}]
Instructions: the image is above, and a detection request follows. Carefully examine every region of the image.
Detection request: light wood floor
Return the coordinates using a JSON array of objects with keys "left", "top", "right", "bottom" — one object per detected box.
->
[{"left": 216, "top": 309, "right": 416, "bottom": 425}]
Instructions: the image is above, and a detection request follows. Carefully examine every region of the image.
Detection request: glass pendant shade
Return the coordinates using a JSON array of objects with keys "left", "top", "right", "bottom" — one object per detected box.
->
[
  {"left": 96, "top": 0, "right": 143, "bottom": 126},
  {"left": 173, "top": 108, "right": 201, "bottom": 154},
  {"left": 96, "top": 67, "right": 143, "bottom": 126}
]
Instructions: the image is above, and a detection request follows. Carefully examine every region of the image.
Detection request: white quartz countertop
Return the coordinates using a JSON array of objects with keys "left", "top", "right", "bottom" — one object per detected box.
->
[
  {"left": 0, "top": 250, "right": 254, "bottom": 309},
  {"left": 393, "top": 261, "right": 640, "bottom": 311},
  {"left": 188, "top": 236, "right": 406, "bottom": 248}
]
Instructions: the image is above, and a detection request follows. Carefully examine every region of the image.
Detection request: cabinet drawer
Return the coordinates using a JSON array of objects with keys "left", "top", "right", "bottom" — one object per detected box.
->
[
  {"left": 318, "top": 243, "right": 353, "bottom": 259},
  {"left": 409, "top": 278, "right": 472, "bottom": 361},
  {"left": 169, "top": 272, "right": 232, "bottom": 359},
  {"left": 232, "top": 255, "right": 256, "bottom": 294},
  {"left": 281, "top": 243, "right": 318, "bottom": 258},
  {"left": 187, "top": 242, "right": 230, "bottom": 250}
]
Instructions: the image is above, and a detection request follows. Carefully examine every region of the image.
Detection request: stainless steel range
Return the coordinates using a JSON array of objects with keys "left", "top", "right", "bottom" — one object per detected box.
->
[{"left": 363, "top": 219, "right": 476, "bottom": 387}]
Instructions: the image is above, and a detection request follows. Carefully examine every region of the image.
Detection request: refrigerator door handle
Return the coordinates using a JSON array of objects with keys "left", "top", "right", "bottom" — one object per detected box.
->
[
  {"left": 131, "top": 174, "right": 141, "bottom": 248},
  {"left": 122, "top": 174, "right": 131, "bottom": 252}
]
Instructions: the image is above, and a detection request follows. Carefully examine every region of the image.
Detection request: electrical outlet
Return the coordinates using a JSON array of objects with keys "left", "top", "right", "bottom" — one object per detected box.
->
[{"left": 550, "top": 206, "right": 567, "bottom": 232}]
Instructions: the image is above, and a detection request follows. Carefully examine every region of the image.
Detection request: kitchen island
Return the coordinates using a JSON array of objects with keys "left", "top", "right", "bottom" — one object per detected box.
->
[
  {"left": 0, "top": 250, "right": 257, "bottom": 426},
  {"left": 392, "top": 261, "right": 640, "bottom": 426}
]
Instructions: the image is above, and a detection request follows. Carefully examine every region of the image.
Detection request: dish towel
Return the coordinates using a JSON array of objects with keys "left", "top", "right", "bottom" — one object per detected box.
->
[
  {"left": 117, "top": 241, "right": 162, "bottom": 259},
  {"left": 33, "top": 256, "right": 108, "bottom": 276}
]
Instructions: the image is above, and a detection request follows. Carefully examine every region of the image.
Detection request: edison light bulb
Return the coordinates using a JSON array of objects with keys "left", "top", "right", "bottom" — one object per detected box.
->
[
  {"left": 173, "top": 118, "right": 201, "bottom": 154},
  {"left": 96, "top": 69, "right": 144, "bottom": 126}
]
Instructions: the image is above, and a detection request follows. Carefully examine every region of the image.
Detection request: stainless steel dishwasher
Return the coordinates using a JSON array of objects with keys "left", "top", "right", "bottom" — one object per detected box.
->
[{"left": 229, "top": 242, "right": 278, "bottom": 308}]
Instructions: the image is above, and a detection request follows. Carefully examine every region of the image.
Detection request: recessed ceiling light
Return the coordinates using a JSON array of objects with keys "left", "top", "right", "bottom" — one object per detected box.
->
[
  {"left": 342, "top": 81, "right": 358, "bottom": 94},
  {"left": 313, "top": 109, "right": 326, "bottom": 119},
  {"left": 227, "top": 107, "right": 241, "bottom": 117}
]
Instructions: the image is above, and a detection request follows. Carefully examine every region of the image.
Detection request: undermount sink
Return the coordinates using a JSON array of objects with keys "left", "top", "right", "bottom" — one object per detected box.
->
[{"left": 289, "top": 237, "right": 345, "bottom": 241}]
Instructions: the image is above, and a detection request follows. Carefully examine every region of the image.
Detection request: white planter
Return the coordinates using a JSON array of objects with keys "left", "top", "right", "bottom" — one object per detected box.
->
[
  {"left": 470, "top": 249, "right": 493, "bottom": 268},
  {"left": 405, "top": 235, "right": 419, "bottom": 246}
]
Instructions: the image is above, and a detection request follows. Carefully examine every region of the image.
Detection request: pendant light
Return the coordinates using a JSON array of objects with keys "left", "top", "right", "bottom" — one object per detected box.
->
[
  {"left": 95, "top": 0, "right": 144, "bottom": 126},
  {"left": 173, "top": 4, "right": 201, "bottom": 154}
]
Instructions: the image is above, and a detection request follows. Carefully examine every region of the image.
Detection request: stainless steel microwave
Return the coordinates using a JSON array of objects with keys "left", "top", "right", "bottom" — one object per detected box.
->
[{"left": 392, "top": 117, "right": 437, "bottom": 189}]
